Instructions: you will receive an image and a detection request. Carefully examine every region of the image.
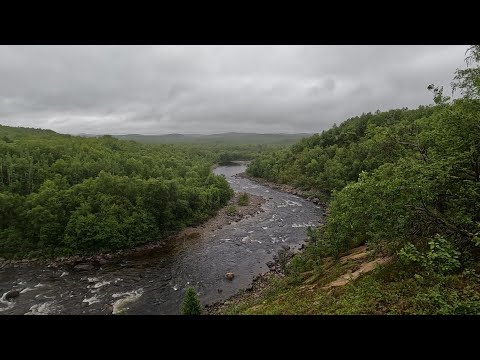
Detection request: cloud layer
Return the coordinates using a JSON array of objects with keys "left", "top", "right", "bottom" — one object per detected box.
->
[{"left": 0, "top": 45, "right": 469, "bottom": 134}]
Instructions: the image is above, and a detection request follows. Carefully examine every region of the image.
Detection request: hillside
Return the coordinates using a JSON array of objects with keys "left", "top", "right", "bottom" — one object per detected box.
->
[{"left": 220, "top": 46, "right": 480, "bottom": 314}]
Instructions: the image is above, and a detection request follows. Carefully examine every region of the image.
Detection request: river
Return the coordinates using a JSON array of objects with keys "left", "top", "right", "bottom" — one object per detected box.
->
[{"left": 0, "top": 164, "right": 324, "bottom": 315}]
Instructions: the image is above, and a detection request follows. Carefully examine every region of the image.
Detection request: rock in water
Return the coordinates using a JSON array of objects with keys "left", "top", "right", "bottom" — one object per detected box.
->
[
  {"left": 74, "top": 263, "right": 94, "bottom": 272},
  {"left": 225, "top": 272, "right": 235, "bottom": 281},
  {"left": 97, "top": 257, "right": 108, "bottom": 265},
  {"left": 5, "top": 290, "right": 20, "bottom": 300}
]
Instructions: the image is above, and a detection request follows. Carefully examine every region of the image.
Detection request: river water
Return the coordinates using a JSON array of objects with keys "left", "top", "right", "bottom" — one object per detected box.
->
[{"left": 0, "top": 164, "right": 324, "bottom": 315}]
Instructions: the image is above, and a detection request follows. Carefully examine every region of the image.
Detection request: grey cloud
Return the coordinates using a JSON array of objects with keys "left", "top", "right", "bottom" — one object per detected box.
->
[{"left": 0, "top": 45, "right": 470, "bottom": 135}]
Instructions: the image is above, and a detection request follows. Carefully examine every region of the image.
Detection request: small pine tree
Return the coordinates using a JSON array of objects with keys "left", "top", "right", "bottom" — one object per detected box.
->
[
  {"left": 237, "top": 192, "right": 249, "bottom": 206},
  {"left": 181, "top": 288, "right": 202, "bottom": 315}
]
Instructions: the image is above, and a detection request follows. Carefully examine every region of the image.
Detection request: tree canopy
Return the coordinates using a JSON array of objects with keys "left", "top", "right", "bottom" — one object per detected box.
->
[{"left": 0, "top": 128, "right": 240, "bottom": 258}]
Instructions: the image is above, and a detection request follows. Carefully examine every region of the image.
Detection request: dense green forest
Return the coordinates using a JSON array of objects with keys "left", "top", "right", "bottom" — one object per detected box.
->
[
  {"left": 0, "top": 128, "right": 247, "bottom": 258},
  {"left": 240, "top": 46, "right": 480, "bottom": 313},
  {"left": 112, "top": 132, "right": 309, "bottom": 145},
  {"left": 247, "top": 106, "right": 437, "bottom": 195}
]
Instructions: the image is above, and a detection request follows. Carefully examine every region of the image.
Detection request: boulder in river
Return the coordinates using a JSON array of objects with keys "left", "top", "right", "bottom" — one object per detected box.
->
[
  {"left": 225, "top": 272, "right": 235, "bottom": 281},
  {"left": 73, "top": 263, "right": 94, "bottom": 272},
  {"left": 4, "top": 290, "right": 20, "bottom": 300},
  {"left": 96, "top": 257, "right": 108, "bottom": 265}
]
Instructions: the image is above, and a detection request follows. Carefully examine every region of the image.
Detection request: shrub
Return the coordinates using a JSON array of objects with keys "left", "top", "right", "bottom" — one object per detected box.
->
[
  {"left": 226, "top": 205, "right": 237, "bottom": 216},
  {"left": 237, "top": 192, "right": 249, "bottom": 206},
  {"left": 398, "top": 234, "right": 462, "bottom": 275}
]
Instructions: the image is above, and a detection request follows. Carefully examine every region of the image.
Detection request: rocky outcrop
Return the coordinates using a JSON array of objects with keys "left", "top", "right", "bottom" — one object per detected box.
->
[{"left": 322, "top": 256, "right": 392, "bottom": 289}]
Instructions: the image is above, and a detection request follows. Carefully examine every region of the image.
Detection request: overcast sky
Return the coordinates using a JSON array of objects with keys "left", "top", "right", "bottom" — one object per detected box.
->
[{"left": 0, "top": 45, "right": 470, "bottom": 135}]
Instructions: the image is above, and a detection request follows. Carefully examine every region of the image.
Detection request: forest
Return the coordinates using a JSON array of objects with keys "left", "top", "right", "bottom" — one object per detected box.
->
[
  {"left": 248, "top": 46, "right": 480, "bottom": 261},
  {"left": 112, "top": 132, "right": 309, "bottom": 145},
  {"left": 0, "top": 127, "right": 278, "bottom": 258}
]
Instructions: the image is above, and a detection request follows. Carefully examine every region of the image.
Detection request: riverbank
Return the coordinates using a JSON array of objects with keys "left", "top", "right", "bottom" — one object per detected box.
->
[
  {"left": 207, "top": 238, "right": 480, "bottom": 315},
  {"left": 0, "top": 192, "right": 266, "bottom": 271},
  {"left": 204, "top": 244, "right": 394, "bottom": 315}
]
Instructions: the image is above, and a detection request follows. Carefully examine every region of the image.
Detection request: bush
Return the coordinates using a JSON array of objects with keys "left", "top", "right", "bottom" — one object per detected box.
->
[
  {"left": 226, "top": 205, "right": 237, "bottom": 216},
  {"left": 181, "top": 288, "right": 202, "bottom": 315},
  {"left": 237, "top": 192, "right": 249, "bottom": 206},
  {"left": 398, "top": 234, "right": 462, "bottom": 276},
  {"left": 306, "top": 226, "right": 337, "bottom": 259},
  {"left": 277, "top": 247, "right": 294, "bottom": 273}
]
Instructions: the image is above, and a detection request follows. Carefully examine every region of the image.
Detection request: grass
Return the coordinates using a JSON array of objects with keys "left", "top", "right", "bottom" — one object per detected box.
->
[{"left": 219, "top": 246, "right": 480, "bottom": 315}]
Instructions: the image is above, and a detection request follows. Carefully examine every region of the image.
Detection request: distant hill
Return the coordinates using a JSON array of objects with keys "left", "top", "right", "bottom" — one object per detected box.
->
[{"left": 113, "top": 132, "right": 312, "bottom": 145}]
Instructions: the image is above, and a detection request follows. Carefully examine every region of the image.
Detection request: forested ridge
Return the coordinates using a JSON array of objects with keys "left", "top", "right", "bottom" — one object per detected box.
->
[
  {"left": 0, "top": 128, "right": 247, "bottom": 258},
  {"left": 248, "top": 105, "right": 437, "bottom": 195},
  {"left": 227, "top": 46, "right": 480, "bottom": 314},
  {"left": 248, "top": 46, "right": 480, "bottom": 259},
  {"left": 113, "top": 132, "right": 309, "bottom": 145}
]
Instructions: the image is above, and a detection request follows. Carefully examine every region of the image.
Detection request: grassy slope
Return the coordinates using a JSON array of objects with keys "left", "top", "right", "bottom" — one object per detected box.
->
[{"left": 220, "top": 248, "right": 480, "bottom": 315}]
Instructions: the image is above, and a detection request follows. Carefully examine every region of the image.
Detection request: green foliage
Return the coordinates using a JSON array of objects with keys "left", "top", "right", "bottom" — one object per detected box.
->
[
  {"left": 452, "top": 45, "right": 480, "bottom": 100},
  {"left": 306, "top": 226, "right": 337, "bottom": 259},
  {"left": 181, "top": 288, "right": 202, "bottom": 315},
  {"left": 248, "top": 46, "right": 480, "bottom": 273},
  {"left": 111, "top": 134, "right": 303, "bottom": 165},
  {"left": 226, "top": 205, "right": 237, "bottom": 216},
  {"left": 399, "top": 235, "right": 461, "bottom": 275},
  {"left": 237, "top": 192, "right": 249, "bottom": 206},
  {"left": 0, "top": 127, "right": 236, "bottom": 257},
  {"left": 474, "top": 224, "right": 480, "bottom": 247},
  {"left": 247, "top": 105, "right": 437, "bottom": 194},
  {"left": 277, "top": 249, "right": 292, "bottom": 274}
]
